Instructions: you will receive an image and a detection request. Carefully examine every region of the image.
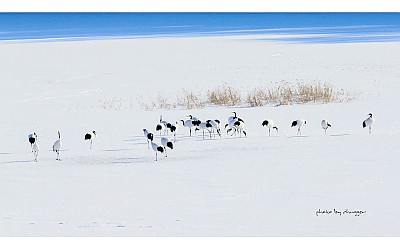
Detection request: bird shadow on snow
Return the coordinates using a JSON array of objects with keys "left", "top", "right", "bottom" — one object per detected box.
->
[
  {"left": 0, "top": 160, "right": 32, "bottom": 165},
  {"left": 286, "top": 135, "right": 310, "bottom": 138},
  {"left": 103, "top": 149, "right": 130, "bottom": 152},
  {"left": 193, "top": 137, "right": 221, "bottom": 141},
  {"left": 224, "top": 136, "right": 248, "bottom": 140},
  {"left": 329, "top": 133, "right": 351, "bottom": 137},
  {"left": 113, "top": 157, "right": 147, "bottom": 164},
  {"left": 123, "top": 137, "right": 144, "bottom": 142}
]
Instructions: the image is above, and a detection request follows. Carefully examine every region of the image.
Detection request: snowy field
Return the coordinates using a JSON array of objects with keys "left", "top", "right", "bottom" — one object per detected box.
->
[{"left": 0, "top": 35, "right": 400, "bottom": 236}]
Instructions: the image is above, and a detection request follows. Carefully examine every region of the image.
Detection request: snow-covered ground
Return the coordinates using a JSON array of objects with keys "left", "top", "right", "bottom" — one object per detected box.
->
[{"left": 0, "top": 35, "right": 399, "bottom": 236}]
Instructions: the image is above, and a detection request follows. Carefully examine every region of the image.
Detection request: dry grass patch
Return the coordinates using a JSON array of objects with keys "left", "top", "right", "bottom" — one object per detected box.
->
[
  {"left": 207, "top": 83, "right": 242, "bottom": 106},
  {"left": 176, "top": 90, "right": 206, "bottom": 109},
  {"left": 136, "top": 81, "right": 358, "bottom": 110},
  {"left": 246, "top": 81, "right": 357, "bottom": 107}
]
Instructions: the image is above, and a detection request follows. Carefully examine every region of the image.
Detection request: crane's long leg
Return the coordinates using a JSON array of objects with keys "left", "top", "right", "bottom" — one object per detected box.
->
[{"left": 231, "top": 128, "right": 237, "bottom": 136}]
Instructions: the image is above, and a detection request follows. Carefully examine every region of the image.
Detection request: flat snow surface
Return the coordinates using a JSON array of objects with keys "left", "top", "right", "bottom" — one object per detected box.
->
[{"left": 0, "top": 36, "right": 399, "bottom": 236}]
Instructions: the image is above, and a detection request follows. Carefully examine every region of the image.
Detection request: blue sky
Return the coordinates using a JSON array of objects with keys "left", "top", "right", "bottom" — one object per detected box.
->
[{"left": 0, "top": 13, "right": 399, "bottom": 43}]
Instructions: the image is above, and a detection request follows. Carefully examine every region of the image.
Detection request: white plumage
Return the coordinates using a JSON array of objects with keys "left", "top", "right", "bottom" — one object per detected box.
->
[
  {"left": 321, "top": 120, "right": 331, "bottom": 135},
  {"left": 143, "top": 129, "right": 154, "bottom": 149},
  {"left": 225, "top": 112, "right": 245, "bottom": 137},
  {"left": 169, "top": 121, "right": 179, "bottom": 141},
  {"left": 362, "top": 113, "right": 375, "bottom": 134},
  {"left": 155, "top": 122, "right": 167, "bottom": 135},
  {"left": 28, "top": 133, "right": 36, "bottom": 152},
  {"left": 206, "top": 119, "right": 221, "bottom": 138},
  {"left": 181, "top": 117, "right": 199, "bottom": 137},
  {"left": 196, "top": 122, "right": 210, "bottom": 139},
  {"left": 225, "top": 119, "right": 237, "bottom": 136},
  {"left": 161, "top": 137, "right": 174, "bottom": 157},
  {"left": 291, "top": 119, "right": 307, "bottom": 135},
  {"left": 84, "top": 131, "right": 96, "bottom": 149},
  {"left": 53, "top": 131, "right": 62, "bottom": 161},
  {"left": 262, "top": 119, "right": 278, "bottom": 136},
  {"left": 233, "top": 120, "right": 247, "bottom": 138},
  {"left": 188, "top": 115, "right": 198, "bottom": 121},
  {"left": 151, "top": 141, "right": 164, "bottom": 161},
  {"left": 32, "top": 133, "right": 39, "bottom": 162}
]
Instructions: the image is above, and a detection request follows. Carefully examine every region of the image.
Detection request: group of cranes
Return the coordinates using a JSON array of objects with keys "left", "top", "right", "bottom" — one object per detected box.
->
[
  {"left": 143, "top": 112, "right": 374, "bottom": 161},
  {"left": 262, "top": 113, "right": 374, "bottom": 136},
  {"left": 144, "top": 134, "right": 174, "bottom": 161},
  {"left": 27, "top": 130, "right": 96, "bottom": 162},
  {"left": 225, "top": 112, "right": 247, "bottom": 138},
  {"left": 26, "top": 112, "right": 374, "bottom": 163},
  {"left": 27, "top": 131, "right": 62, "bottom": 162},
  {"left": 144, "top": 116, "right": 177, "bottom": 161}
]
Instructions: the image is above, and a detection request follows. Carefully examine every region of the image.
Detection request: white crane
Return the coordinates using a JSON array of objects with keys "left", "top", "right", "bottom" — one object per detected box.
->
[
  {"left": 233, "top": 120, "right": 247, "bottom": 138},
  {"left": 169, "top": 122, "right": 179, "bottom": 141},
  {"left": 195, "top": 122, "right": 212, "bottom": 139},
  {"left": 181, "top": 119, "right": 194, "bottom": 137},
  {"left": 53, "top": 131, "right": 62, "bottom": 161},
  {"left": 321, "top": 120, "right": 331, "bottom": 135},
  {"left": 228, "top": 112, "right": 244, "bottom": 123},
  {"left": 28, "top": 133, "right": 37, "bottom": 152},
  {"left": 225, "top": 112, "right": 244, "bottom": 136},
  {"left": 32, "top": 133, "right": 39, "bottom": 162},
  {"left": 161, "top": 137, "right": 174, "bottom": 157},
  {"left": 155, "top": 122, "right": 167, "bottom": 135},
  {"left": 188, "top": 115, "right": 199, "bottom": 121},
  {"left": 362, "top": 113, "right": 375, "bottom": 134},
  {"left": 151, "top": 141, "right": 164, "bottom": 161},
  {"left": 262, "top": 119, "right": 278, "bottom": 136},
  {"left": 206, "top": 119, "right": 221, "bottom": 138},
  {"left": 225, "top": 119, "right": 237, "bottom": 136},
  {"left": 291, "top": 119, "right": 307, "bottom": 135},
  {"left": 155, "top": 115, "right": 168, "bottom": 135},
  {"left": 143, "top": 129, "right": 154, "bottom": 149},
  {"left": 181, "top": 117, "right": 200, "bottom": 137},
  {"left": 84, "top": 131, "right": 96, "bottom": 149}
]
